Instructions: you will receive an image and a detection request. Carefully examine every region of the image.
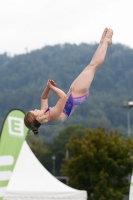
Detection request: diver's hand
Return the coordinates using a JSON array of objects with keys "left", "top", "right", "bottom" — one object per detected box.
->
[
  {"left": 49, "top": 79, "right": 56, "bottom": 86},
  {"left": 47, "top": 79, "right": 56, "bottom": 89}
]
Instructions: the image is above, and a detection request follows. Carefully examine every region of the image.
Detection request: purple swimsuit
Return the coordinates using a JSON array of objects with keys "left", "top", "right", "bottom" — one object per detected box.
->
[
  {"left": 44, "top": 92, "right": 89, "bottom": 125},
  {"left": 63, "top": 92, "right": 89, "bottom": 117}
]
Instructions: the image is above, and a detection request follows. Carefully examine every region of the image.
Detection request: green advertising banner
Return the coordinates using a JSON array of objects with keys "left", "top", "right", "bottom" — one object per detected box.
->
[{"left": 0, "top": 109, "right": 28, "bottom": 200}]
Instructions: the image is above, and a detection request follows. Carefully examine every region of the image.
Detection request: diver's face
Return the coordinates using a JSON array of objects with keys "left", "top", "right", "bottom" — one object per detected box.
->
[{"left": 30, "top": 109, "right": 43, "bottom": 116}]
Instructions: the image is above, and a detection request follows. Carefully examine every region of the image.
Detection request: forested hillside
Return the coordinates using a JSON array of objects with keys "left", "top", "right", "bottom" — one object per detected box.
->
[{"left": 0, "top": 43, "right": 133, "bottom": 141}]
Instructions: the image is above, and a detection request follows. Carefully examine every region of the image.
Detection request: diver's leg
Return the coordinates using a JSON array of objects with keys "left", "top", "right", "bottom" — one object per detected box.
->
[{"left": 70, "top": 28, "right": 113, "bottom": 97}]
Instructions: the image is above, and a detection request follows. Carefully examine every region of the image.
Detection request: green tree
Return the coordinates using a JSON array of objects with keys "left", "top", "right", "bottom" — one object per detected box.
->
[
  {"left": 50, "top": 124, "right": 86, "bottom": 175},
  {"left": 61, "top": 125, "right": 133, "bottom": 200}
]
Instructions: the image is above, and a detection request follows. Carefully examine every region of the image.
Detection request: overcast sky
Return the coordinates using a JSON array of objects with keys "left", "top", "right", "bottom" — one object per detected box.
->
[{"left": 0, "top": 0, "right": 133, "bottom": 55}]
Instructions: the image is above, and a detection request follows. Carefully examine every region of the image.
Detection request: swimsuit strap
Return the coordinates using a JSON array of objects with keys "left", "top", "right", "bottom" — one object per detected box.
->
[{"left": 44, "top": 108, "right": 51, "bottom": 123}]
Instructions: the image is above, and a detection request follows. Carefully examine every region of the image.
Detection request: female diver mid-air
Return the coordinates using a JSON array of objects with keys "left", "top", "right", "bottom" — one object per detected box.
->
[{"left": 24, "top": 28, "right": 113, "bottom": 134}]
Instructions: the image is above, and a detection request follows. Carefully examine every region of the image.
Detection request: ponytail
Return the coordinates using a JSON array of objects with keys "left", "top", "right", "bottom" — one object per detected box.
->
[{"left": 32, "top": 125, "right": 40, "bottom": 135}]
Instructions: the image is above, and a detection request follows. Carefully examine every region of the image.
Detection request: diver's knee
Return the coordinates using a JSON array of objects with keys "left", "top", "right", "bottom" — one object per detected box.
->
[{"left": 86, "top": 63, "right": 98, "bottom": 71}]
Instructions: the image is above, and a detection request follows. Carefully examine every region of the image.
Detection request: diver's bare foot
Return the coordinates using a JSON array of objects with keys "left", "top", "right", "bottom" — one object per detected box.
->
[
  {"left": 104, "top": 28, "right": 113, "bottom": 45},
  {"left": 100, "top": 27, "right": 108, "bottom": 43}
]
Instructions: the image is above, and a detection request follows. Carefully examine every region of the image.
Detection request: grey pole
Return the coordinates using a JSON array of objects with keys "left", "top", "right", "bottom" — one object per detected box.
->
[
  {"left": 123, "top": 101, "right": 133, "bottom": 137},
  {"left": 127, "top": 107, "right": 130, "bottom": 137},
  {"left": 52, "top": 156, "right": 56, "bottom": 176}
]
